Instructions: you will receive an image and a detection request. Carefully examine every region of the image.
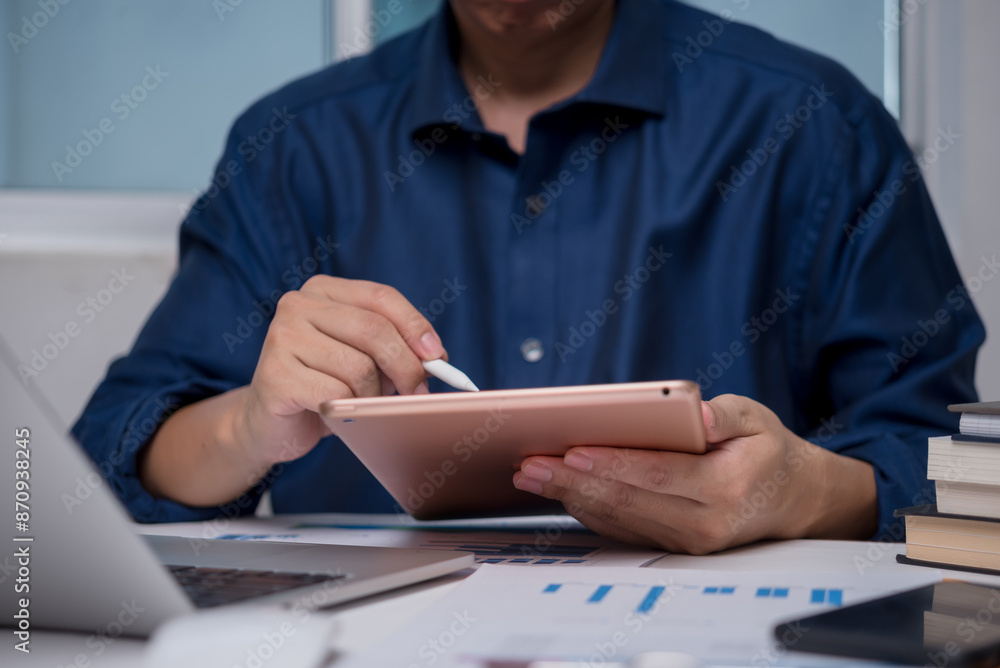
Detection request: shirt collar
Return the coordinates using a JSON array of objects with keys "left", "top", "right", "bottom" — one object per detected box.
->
[{"left": 407, "top": 0, "right": 670, "bottom": 136}]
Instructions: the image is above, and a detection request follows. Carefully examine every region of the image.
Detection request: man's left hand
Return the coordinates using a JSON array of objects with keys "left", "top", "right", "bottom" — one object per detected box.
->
[{"left": 512, "top": 394, "right": 877, "bottom": 554}]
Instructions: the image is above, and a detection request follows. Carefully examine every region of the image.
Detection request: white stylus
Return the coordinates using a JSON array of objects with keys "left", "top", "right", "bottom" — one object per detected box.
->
[{"left": 422, "top": 359, "right": 480, "bottom": 392}]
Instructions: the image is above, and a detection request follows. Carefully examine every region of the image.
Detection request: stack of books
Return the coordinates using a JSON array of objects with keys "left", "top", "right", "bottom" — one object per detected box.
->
[{"left": 896, "top": 401, "right": 1000, "bottom": 574}]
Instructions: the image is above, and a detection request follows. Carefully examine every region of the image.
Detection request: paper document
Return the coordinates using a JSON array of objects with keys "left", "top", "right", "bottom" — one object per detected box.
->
[{"left": 337, "top": 564, "right": 942, "bottom": 667}]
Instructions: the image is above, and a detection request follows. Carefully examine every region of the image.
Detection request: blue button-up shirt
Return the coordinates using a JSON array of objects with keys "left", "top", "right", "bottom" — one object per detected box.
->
[{"left": 74, "top": 0, "right": 984, "bottom": 539}]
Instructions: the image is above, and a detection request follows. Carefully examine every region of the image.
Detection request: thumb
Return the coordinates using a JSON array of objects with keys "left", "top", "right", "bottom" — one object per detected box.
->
[{"left": 702, "top": 394, "right": 763, "bottom": 444}]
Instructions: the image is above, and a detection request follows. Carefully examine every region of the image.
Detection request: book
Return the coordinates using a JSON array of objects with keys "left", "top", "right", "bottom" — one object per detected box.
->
[
  {"left": 927, "top": 435, "right": 1000, "bottom": 487},
  {"left": 894, "top": 505, "right": 1000, "bottom": 576},
  {"left": 935, "top": 480, "right": 1000, "bottom": 519},
  {"left": 949, "top": 400, "right": 1000, "bottom": 438}
]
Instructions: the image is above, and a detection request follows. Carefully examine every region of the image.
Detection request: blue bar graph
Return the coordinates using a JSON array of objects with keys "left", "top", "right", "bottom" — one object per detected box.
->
[
  {"left": 809, "top": 588, "right": 843, "bottom": 604},
  {"left": 543, "top": 584, "right": 562, "bottom": 593},
  {"left": 637, "top": 586, "right": 665, "bottom": 614},
  {"left": 704, "top": 586, "right": 736, "bottom": 595},
  {"left": 589, "top": 585, "right": 613, "bottom": 603},
  {"left": 757, "top": 587, "right": 790, "bottom": 599}
]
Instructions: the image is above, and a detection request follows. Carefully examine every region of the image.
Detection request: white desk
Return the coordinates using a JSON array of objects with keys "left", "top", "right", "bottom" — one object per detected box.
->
[{"left": 22, "top": 516, "right": 1000, "bottom": 667}]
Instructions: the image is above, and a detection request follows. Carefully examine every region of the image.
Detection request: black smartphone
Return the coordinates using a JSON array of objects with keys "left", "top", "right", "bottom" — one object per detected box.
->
[{"left": 773, "top": 581, "right": 1000, "bottom": 667}]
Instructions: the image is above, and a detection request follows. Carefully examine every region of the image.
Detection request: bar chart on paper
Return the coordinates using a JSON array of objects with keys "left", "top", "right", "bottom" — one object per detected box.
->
[
  {"left": 537, "top": 580, "right": 847, "bottom": 616},
  {"left": 340, "top": 566, "right": 942, "bottom": 668}
]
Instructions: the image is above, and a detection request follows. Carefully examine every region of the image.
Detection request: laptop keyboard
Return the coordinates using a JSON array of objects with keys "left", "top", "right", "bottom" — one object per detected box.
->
[{"left": 167, "top": 565, "right": 347, "bottom": 608}]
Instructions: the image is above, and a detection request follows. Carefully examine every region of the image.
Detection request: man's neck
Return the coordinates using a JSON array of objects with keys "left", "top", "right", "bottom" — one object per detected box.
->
[{"left": 451, "top": 0, "right": 617, "bottom": 152}]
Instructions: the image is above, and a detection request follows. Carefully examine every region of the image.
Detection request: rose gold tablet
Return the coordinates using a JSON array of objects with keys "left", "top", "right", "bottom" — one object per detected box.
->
[{"left": 319, "top": 380, "right": 705, "bottom": 520}]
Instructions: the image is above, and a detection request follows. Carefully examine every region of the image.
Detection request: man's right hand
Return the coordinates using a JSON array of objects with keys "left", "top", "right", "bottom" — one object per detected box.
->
[
  {"left": 236, "top": 275, "right": 447, "bottom": 468},
  {"left": 140, "top": 276, "right": 446, "bottom": 506}
]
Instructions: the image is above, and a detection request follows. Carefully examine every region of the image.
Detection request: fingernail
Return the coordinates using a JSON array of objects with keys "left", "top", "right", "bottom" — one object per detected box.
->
[
  {"left": 521, "top": 462, "right": 552, "bottom": 482},
  {"left": 514, "top": 474, "right": 544, "bottom": 495},
  {"left": 564, "top": 451, "right": 593, "bottom": 472},
  {"left": 418, "top": 331, "right": 445, "bottom": 359},
  {"left": 702, "top": 402, "right": 715, "bottom": 429},
  {"left": 414, "top": 381, "right": 429, "bottom": 395}
]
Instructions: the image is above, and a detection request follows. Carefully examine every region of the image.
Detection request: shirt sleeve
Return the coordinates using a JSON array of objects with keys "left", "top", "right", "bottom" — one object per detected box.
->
[
  {"left": 794, "top": 96, "right": 985, "bottom": 540},
  {"left": 72, "top": 108, "right": 300, "bottom": 523}
]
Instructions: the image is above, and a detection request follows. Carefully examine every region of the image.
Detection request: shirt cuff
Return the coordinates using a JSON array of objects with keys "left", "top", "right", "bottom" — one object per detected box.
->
[{"left": 75, "top": 379, "right": 266, "bottom": 524}]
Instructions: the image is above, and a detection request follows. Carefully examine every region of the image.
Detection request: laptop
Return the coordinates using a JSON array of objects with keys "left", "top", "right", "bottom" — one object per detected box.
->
[{"left": 0, "top": 335, "right": 473, "bottom": 637}]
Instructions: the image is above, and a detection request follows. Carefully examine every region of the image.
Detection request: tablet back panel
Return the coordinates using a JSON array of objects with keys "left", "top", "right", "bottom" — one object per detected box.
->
[{"left": 321, "top": 380, "right": 705, "bottom": 519}]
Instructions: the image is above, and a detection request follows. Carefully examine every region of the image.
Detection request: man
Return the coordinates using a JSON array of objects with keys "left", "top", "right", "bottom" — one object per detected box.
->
[{"left": 74, "top": 0, "right": 983, "bottom": 554}]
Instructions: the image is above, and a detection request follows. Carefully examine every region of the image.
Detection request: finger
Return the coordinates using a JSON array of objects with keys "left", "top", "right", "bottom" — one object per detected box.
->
[
  {"left": 256, "top": 349, "right": 355, "bottom": 415},
  {"left": 515, "top": 456, "right": 704, "bottom": 531},
  {"left": 277, "top": 290, "right": 426, "bottom": 394},
  {"left": 290, "top": 324, "right": 385, "bottom": 398},
  {"left": 560, "top": 501, "right": 664, "bottom": 550},
  {"left": 559, "top": 446, "right": 713, "bottom": 501},
  {"left": 702, "top": 394, "right": 767, "bottom": 444},
  {"left": 512, "top": 466, "right": 703, "bottom": 552},
  {"left": 301, "top": 276, "right": 447, "bottom": 361}
]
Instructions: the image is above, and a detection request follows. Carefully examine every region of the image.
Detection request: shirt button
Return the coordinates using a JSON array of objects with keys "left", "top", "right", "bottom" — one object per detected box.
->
[
  {"left": 525, "top": 194, "right": 548, "bottom": 216},
  {"left": 520, "top": 338, "right": 544, "bottom": 363},
  {"left": 471, "top": 132, "right": 482, "bottom": 142}
]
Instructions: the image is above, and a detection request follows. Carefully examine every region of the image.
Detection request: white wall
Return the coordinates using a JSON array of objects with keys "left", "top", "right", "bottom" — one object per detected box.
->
[
  {"left": 0, "top": 192, "right": 183, "bottom": 427},
  {"left": 902, "top": 0, "right": 1000, "bottom": 401},
  {"left": 957, "top": 2, "right": 1000, "bottom": 401}
]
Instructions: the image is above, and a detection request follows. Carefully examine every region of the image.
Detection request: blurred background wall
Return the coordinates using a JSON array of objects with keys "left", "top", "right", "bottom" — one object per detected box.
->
[{"left": 1, "top": 0, "right": 996, "bottom": 428}]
